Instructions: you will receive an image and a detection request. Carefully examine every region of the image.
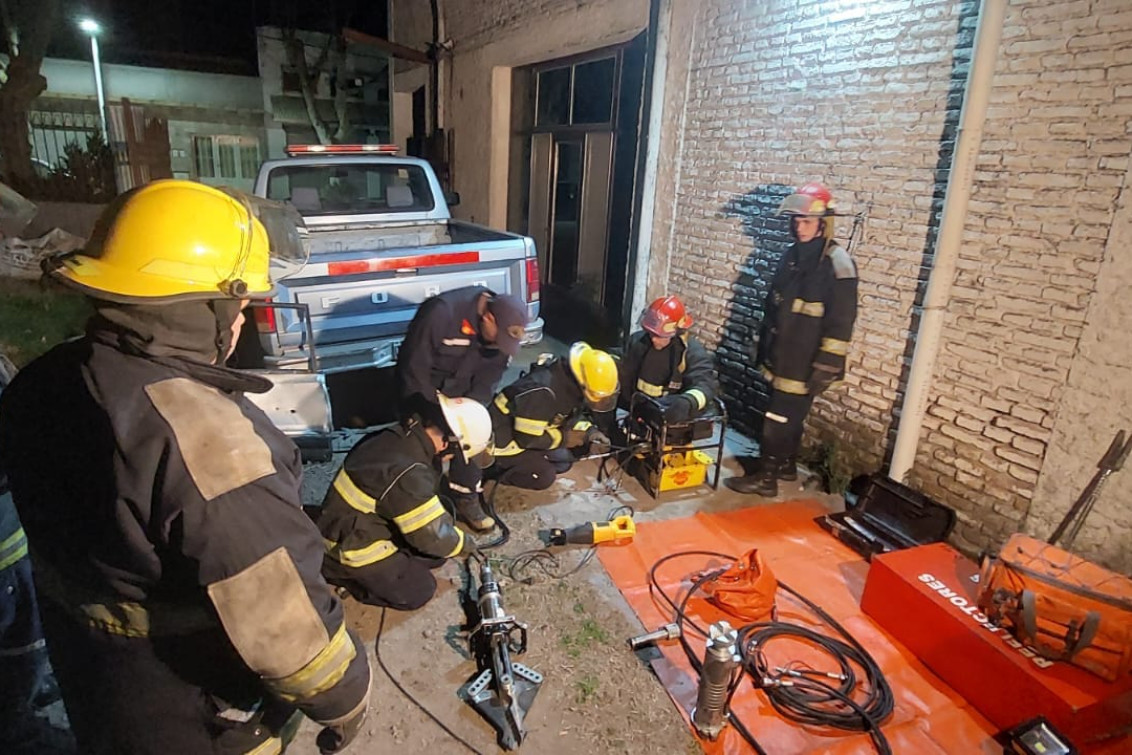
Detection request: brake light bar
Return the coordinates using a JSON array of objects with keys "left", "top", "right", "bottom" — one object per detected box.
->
[
  {"left": 327, "top": 251, "right": 481, "bottom": 276},
  {"left": 284, "top": 144, "right": 400, "bottom": 156},
  {"left": 525, "top": 257, "right": 540, "bottom": 303}
]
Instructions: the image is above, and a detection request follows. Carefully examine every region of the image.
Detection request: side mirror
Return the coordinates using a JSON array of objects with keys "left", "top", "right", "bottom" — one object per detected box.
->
[{"left": 446, "top": 191, "right": 461, "bottom": 207}]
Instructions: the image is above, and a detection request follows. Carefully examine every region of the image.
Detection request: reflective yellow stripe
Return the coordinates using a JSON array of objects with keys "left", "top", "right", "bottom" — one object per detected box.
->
[
  {"left": 325, "top": 537, "right": 399, "bottom": 567},
  {"left": 514, "top": 416, "right": 548, "bottom": 435},
  {"left": 774, "top": 376, "right": 810, "bottom": 395},
  {"left": 0, "top": 527, "right": 28, "bottom": 571},
  {"left": 332, "top": 471, "right": 376, "bottom": 514},
  {"left": 492, "top": 441, "right": 524, "bottom": 457},
  {"left": 684, "top": 388, "right": 707, "bottom": 410},
  {"left": 266, "top": 622, "right": 356, "bottom": 702},
  {"left": 392, "top": 496, "right": 445, "bottom": 535},
  {"left": 573, "top": 420, "right": 593, "bottom": 431},
  {"left": 820, "top": 337, "right": 850, "bottom": 356},
  {"left": 791, "top": 299, "right": 825, "bottom": 317},
  {"left": 445, "top": 528, "right": 465, "bottom": 559},
  {"left": 761, "top": 366, "right": 775, "bottom": 382},
  {"left": 635, "top": 378, "right": 665, "bottom": 397},
  {"left": 546, "top": 427, "right": 562, "bottom": 448},
  {"left": 493, "top": 394, "right": 511, "bottom": 414}
]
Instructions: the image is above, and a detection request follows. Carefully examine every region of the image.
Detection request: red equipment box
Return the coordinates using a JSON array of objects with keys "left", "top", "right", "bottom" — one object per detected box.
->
[{"left": 861, "top": 543, "right": 1132, "bottom": 749}]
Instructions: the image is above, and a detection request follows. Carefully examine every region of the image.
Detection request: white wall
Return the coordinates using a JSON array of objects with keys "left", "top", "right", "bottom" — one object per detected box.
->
[{"left": 42, "top": 58, "right": 263, "bottom": 111}]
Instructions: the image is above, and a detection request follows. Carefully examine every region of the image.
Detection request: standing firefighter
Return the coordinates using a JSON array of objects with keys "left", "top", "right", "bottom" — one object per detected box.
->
[
  {"left": 619, "top": 295, "right": 717, "bottom": 422},
  {"left": 0, "top": 181, "right": 371, "bottom": 755},
  {"left": 394, "top": 286, "right": 528, "bottom": 532},
  {"left": 488, "top": 342, "right": 617, "bottom": 490},
  {"left": 313, "top": 394, "right": 492, "bottom": 611},
  {"left": 727, "top": 182, "right": 858, "bottom": 497}
]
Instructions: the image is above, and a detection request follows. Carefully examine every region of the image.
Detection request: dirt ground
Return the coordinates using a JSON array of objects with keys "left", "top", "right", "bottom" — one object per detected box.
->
[{"left": 285, "top": 431, "right": 840, "bottom": 754}]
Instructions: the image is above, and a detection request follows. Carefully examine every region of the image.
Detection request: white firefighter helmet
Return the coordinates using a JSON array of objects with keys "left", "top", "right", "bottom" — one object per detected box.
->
[{"left": 437, "top": 393, "right": 493, "bottom": 463}]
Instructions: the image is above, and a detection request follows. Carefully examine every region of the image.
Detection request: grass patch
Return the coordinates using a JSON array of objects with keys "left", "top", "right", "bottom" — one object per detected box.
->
[
  {"left": 800, "top": 438, "right": 855, "bottom": 495},
  {"left": 559, "top": 616, "right": 611, "bottom": 659},
  {"left": 0, "top": 277, "right": 90, "bottom": 367},
  {"left": 574, "top": 674, "right": 600, "bottom": 704}
]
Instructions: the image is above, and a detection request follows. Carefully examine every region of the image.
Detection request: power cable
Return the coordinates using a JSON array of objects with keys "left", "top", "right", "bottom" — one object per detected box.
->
[
  {"left": 374, "top": 607, "right": 486, "bottom": 755},
  {"left": 647, "top": 551, "right": 894, "bottom": 755}
]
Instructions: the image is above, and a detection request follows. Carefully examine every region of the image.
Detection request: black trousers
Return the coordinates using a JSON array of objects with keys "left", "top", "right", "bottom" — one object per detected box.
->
[
  {"left": 759, "top": 390, "right": 814, "bottom": 459},
  {"left": 485, "top": 448, "right": 574, "bottom": 490},
  {"left": 447, "top": 453, "right": 482, "bottom": 498},
  {"left": 323, "top": 551, "right": 446, "bottom": 611}
]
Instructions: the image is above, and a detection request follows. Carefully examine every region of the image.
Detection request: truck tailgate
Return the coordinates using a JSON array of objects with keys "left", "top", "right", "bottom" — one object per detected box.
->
[{"left": 263, "top": 238, "right": 528, "bottom": 370}]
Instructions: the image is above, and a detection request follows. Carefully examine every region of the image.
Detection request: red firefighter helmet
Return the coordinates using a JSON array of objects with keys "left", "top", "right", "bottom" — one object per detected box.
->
[
  {"left": 777, "top": 182, "right": 836, "bottom": 217},
  {"left": 641, "top": 295, "right": 692, "bottom": 337}
]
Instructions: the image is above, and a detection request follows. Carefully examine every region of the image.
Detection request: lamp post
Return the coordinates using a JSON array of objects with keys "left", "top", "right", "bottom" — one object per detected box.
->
[{"left": 79, "top": 18, "right": 108, "bottom": 142}]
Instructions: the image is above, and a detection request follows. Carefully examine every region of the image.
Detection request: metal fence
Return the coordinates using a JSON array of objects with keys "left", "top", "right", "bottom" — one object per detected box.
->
[{"left": 28, "top": 104, "right": 103, "bottom": 176}]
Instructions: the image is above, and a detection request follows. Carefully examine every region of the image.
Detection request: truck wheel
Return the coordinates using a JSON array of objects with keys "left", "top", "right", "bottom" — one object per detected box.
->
[{"left": 296, "top": 436, "right": 334, "bottom": 464}]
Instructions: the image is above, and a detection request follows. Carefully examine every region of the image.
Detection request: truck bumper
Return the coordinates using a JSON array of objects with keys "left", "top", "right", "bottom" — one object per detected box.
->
[{"left": 522, "top": 317, "right": 545, "bottom": 346}]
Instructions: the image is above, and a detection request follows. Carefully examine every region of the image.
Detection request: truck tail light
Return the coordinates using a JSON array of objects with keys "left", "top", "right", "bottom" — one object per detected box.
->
[
  {"left": 254, "top": 301, "right": 276, "bottom": 333},
  {"left": 525, "top": 257, "right": 540, "bottom": 303}
]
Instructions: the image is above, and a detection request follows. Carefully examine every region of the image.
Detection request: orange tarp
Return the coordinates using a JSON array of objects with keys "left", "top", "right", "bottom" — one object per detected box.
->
[{"left": 598, "top": 499, "right": 1002, "bottom": 754}]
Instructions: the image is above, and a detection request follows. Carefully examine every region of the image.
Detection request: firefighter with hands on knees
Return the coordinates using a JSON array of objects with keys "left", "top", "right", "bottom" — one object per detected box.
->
[
  {"left": 394, "top": 286, "right": 529, "bottom": 534},
  {"left": 312, "top": 393, "right": 492, "bottom": 611},
  {"left": 487, "top": 342, "right": 618, "bottom": 491},
  {"left": 726, "top": 181, "right": 858, "bottom": 498},
  {"left": 0, "top": 180, "right": 372, "bottom": 755},
  {"left": 619, "top": 295, "right": 717, "bottom": 424}
]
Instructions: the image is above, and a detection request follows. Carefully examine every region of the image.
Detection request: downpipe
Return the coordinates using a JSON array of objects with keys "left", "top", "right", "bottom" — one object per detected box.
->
[{"left": 889, "top": 0, "right": 1008, "bottom": 482}]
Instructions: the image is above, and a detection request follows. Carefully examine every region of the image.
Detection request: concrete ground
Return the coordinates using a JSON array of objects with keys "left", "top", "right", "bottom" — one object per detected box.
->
[{"left": 290, "top": 420, "right": 844, "bottom": 754}]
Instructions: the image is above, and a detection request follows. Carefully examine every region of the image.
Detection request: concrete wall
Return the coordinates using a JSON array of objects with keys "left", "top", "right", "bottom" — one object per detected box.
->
[
  {"left": 392, "top": 0, "right": 649, "bottom": 227},
  {"left": 647, "top": 0, "right": 1132, "bottom": 571}
]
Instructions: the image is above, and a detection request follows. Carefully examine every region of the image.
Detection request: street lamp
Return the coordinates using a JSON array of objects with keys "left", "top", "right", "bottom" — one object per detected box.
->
[{"left": 78, "top": 18, "right": 109, "bottom": 142}]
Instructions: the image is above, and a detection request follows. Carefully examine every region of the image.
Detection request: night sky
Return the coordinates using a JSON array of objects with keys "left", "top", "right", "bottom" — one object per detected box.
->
[{"left": 46, "top": 0, "right": 389, "bottom": 75}]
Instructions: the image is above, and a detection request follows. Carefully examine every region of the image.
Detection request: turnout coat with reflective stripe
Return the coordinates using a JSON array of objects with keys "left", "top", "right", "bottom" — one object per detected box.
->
[
  {"left": 618, "top": 331, "right": 717, "bottom": 411},
  {"left": 489, "top": 359, "right": 588, "bottom": 456},
  {"left": 757, "top": 240, "right": 857, "bottom": 395},
  {"left": 0, "top": 339, "right": 371, "bottom": 753},
  {"left": 316, "top": 422, "right": 467, "bottom": 565}
]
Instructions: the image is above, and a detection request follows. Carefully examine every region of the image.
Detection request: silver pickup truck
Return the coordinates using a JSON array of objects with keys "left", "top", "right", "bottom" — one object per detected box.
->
[{"left": 235, "top": 145, "right": 543, "bottom": 448}]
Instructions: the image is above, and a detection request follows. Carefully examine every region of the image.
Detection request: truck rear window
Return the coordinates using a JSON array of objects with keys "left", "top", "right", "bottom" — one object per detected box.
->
[{"left": 265, "top": 163, "right": 435, "bottom": 216}]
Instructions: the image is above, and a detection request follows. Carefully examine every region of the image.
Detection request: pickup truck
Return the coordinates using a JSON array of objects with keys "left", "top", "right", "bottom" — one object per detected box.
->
[{"left": 233, "top": 144, "right": 543, "bottom": 448}]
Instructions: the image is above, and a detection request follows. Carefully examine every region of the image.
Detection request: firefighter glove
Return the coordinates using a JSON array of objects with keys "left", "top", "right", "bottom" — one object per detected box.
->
[
  {"left": 586, "top": 428, "right": 612, "bottom": 456},
  {"left": 660, "top": 393, "right": 697, "bottom": 423},
  {"left": 807, "top": 368, "right": 838, "bottom": 395},
  {"left": 317, "top": 708, "right": 367, "bottom": 754}
]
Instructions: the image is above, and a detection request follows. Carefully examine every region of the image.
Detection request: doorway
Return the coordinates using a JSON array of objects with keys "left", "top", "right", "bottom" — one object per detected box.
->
[{"left": 511, "top": 38, "right": 645, "bottom": 346}]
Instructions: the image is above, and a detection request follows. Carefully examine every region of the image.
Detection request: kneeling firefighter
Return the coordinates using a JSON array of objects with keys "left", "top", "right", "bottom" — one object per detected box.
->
[
  {"left": 313, "top": 394, "right": 492, "bottom": 611},
  {"left": 619, "top": 295, "right": 717, "bottom": 422},
  {"left": 487, "top": 342, "right": 618, "bottom": 490},
  {"left": 0, "top": 181, "right": 372, "bottom": 754}
]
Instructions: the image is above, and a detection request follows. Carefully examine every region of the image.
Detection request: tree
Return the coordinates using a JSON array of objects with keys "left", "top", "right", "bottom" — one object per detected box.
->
[
  {"left": 0, "top": 0, "right": 60, "bottom": 191},
  {"left": 283, "top": 29, "right": 352, "bottom": 145}
]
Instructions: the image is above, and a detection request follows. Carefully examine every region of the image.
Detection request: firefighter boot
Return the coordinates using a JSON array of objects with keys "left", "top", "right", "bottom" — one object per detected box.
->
[
  {"left": 453, "top": 493, "right": 496, "bottom": 533},
  {"left": 724, "top": 457, "right": 780, "bottom": 497},
  {"left": 778, "top": 456, "right": 798, "bottom": 482}
]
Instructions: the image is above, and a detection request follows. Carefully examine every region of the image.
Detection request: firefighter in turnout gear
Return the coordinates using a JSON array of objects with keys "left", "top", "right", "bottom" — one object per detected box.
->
[
  {"left": 395, "top": 286, "right": 528, "bottom": 533},
  {"left": 314, "top": 394, "right": 492, "bottom": 610},
  {"left": 0, "top": 181, "right": 372, "bottom": 755},
  {"left": 487, "top": 342, "right": 617, "bottom": 490},
  {"left": 619, "top": 296, "right": 717, "bottom": 422},
  {"left": 727, "top": 182, "right": 858, "bottom": 498}
]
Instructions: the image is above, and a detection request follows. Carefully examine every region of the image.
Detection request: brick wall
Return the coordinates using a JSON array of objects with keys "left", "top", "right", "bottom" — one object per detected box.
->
[{"left": 652, "top": 0, "right": 1132, "bottom": 570}]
